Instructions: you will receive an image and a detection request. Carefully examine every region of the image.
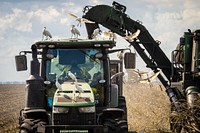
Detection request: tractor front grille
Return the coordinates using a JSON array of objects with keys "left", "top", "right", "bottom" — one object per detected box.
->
[{"left": 53, "top": 108, "right": 95, "bottom": 125}]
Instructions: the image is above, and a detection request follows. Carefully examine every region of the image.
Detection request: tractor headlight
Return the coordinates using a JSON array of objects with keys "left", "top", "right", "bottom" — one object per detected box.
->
[
  {"left": 79, "top": 106, "right": 95, "bottom": 113},
  {"left": 53, "top": 107, "right": 69, "bottom": 113}
]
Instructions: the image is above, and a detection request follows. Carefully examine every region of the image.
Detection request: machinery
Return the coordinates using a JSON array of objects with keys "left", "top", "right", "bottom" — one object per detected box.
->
[
  {"left": 82, "top": 1, "right": 200, "bottom": 133},
  {"left": 15, "top": 1, "right": 200, "bottom": 133},
  {"left": 15, "top": 39, "right": 134, "bottom": 133}
]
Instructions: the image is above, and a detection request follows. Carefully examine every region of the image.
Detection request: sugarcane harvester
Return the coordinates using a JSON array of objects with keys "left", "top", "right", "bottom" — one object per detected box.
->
[{"left": 83, "top": 1, "right": 200, "bottom": 132}]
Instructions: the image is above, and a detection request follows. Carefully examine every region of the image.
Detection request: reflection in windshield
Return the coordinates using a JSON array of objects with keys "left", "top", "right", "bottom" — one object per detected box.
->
[{"left": 46, "top": 49, "right": 104, "bottom": 85}]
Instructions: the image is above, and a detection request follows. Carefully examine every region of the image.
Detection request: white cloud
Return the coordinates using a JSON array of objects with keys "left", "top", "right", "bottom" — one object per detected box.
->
[
  {"left": 34, "top": 6, "right": 61, "bottom": 23},
  {"left": 144, "top": 0, "right": 181, "bottom": 7},
  {"left": 61, "top": 1, "right": 82, "bottom": 15},
  {"left": 61, "top": 2, "right": 75, "bottom": 7},
  {"left": 60, "top": 18, "right": 72, "bottom": 27},
  {"left": 153, "top": 1, "right": 200, "bottom": 36},
  {"left": 0, "top": 8, "right": 33, "bottom": 34},
  {"left": 182, "top": 5, "right": 200, "bottom": 28},
  {"left": 0, "top": 36, "right": 4, "bottom": 40},
  {"left": 89, "top": 0, "right": 104, "bottom": 5}
]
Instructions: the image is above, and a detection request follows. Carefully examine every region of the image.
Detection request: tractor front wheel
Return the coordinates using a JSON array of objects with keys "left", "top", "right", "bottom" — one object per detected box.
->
[
  {"left": 20, "top": 119, "right": 46, "bottom": 133},
  {"left": 103, "top": 118, "right": 128, "bottom": 133},
  {"left": 116, "top": 119, "right": 128, "bottom": 133}
]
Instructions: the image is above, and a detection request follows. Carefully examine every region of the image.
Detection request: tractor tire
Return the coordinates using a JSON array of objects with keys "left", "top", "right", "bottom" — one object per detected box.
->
[
  {"left": 116, "top": 119, "right": 128, "bottom": 133},
  {"left": 103, "top": 119, "right": 128, "bottom": 133},
  {"left": 20, "top": 119, "right": 46, "bottom": 133},
  {"left": 103, "top": 119, "right": 117, "bottom": 133},
  {"left": 118, "top": 96, "right": 127, "bottom": 120}
]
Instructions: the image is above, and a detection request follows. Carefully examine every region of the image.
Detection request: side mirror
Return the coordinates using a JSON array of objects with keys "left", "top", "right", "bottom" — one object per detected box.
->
[
  {"left": 15, "top": 55, "right": 27, "bottom": 71},
  {"left": 124, "top": 53, "right": 136, "bottom": 69}
]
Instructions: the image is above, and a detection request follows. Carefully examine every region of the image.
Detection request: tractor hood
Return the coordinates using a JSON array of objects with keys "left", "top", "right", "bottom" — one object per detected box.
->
[{"left": 53, "top": 81, "right": 95, "bottom": 107}]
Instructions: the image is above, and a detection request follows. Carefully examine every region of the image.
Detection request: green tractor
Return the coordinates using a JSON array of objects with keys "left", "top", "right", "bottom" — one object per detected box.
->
[{"left": 15, "top": 39, "right": 135, "bottom": 133}]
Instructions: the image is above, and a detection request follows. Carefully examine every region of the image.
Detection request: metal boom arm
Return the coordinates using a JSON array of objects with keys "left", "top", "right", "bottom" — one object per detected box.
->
[{"left": 83, "top": 3, "right": 174, "bottom": 88}]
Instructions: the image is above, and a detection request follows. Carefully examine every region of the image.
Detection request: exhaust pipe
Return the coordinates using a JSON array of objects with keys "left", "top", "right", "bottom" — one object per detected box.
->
[{"left": 25, "top": 44, "right": 45, "bottom": 110}]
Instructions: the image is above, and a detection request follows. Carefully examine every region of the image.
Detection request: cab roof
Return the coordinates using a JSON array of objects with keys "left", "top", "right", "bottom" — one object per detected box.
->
[{"left": 34, "top": 39, "right": 116, "bottom": 49}]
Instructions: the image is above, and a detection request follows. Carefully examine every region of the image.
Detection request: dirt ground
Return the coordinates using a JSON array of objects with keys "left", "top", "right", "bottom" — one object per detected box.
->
[
  {"left": 0, "top": 84, "right": 25, "bottom": 133},
  {"left": 0, "top": 72, "right": 171, "bottom": 133}
]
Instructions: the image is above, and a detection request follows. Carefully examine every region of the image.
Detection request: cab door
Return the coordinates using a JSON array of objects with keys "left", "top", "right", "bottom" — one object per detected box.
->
[{"left": 110, "top": 60, "right": 123, "bottom": 96}]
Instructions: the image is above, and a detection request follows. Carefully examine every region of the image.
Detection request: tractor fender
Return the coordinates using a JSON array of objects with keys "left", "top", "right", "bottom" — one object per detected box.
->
[{"left": 102, "top": 108, "right": 124, "bottom": 120}]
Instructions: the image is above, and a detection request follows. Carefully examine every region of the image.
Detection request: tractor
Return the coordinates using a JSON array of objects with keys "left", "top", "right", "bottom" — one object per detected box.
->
[{"left": 15, "top": 39, "right": 135, "bottom": 133}]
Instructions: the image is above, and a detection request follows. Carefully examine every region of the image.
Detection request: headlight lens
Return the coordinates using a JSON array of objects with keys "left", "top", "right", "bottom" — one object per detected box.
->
[
  {"left": 48, "top": 44, "right": 55, "bottom": 48},
  {"left": 53, "top": 107, "right": 69, "bottom": 113},
  {"left": 79, "top": 106, "right": 95, "bottom": 113}
]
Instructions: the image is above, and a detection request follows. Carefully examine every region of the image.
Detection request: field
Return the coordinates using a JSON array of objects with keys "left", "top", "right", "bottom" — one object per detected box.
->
[
  {"left": 0, "top": 74, "right": 171, "bottom": 133},
  {"left": 124, "top": 83, "right": 170, "bottom": 132},
  {"left": 0, "top": 84, "right": 25, "bottom": 133}
]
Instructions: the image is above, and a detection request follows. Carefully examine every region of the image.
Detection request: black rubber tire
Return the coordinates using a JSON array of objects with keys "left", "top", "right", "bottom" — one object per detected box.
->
[
  {"left": 20, "top": 119, "right": 46, "bottom": 133},
  {"left": 118, "top": 96, "right": 127, "bottom": 120},
  {"left": 103, "top": 119, "right": 117, "bottom": 133},
  {"left": 103, "top": 119, "right": 128, "bottom": 133},
  {"left": 116, "top": 119, "right": 128, "bottom": 133}
]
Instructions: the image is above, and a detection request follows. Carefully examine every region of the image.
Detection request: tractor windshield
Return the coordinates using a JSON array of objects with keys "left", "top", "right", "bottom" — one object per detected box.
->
[
  {"left": 46, "top": 49, "right": 104, "bottom": 83},
  {"left": 45, "top": 49, "right": 105, "bottom": 107}
]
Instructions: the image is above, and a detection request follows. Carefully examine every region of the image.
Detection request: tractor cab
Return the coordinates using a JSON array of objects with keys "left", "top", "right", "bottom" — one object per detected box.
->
[{"left": 44, "top": 44, "right": 107, "bottom": 109}]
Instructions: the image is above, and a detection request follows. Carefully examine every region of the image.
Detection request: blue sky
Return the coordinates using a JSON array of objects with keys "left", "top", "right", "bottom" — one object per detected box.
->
[{"left": 0, "top": 0, "right": 199, "bottom": 82}]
